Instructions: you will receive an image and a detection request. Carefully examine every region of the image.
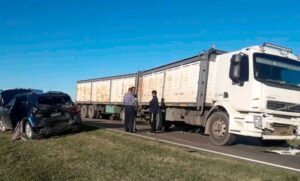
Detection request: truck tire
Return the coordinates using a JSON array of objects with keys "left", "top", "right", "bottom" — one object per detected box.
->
[
  {"left": 208, "top": 111, "right": 236, "bottom": 146},
  {"left": 0, "top": 118, "right": 6, "bottom": 132},
  {"left": 88, "top": 105, "right": 96, "bottom": 118},
  {"left": 80, "top": 105, "right": 88, "bottom": 118}
]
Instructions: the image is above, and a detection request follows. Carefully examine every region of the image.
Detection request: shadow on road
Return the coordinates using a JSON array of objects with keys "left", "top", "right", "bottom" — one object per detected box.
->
[
  {"left": 82, "top": 118, "right": 293, "bottom": 148},
  {"left": 165, "top": 123, "right": 289, "bottom": 148}
]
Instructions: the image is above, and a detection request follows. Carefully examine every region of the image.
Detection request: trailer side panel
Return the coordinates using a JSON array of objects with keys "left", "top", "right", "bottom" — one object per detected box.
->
[
  {"left": 110, "top": 77, "right": 136, "bottom": 103},
  {"left": 141, "top": 71, "right": 164, "bottom": 103},
  {"left": 163, "top": 61, "right": 200, "bottom": 104},
  {"left": 179, "top": 61, "right": 200, "bottom": 103},
  {"left": 91, "top": 80, "right": 111, "bottom": 103},
  {"left": 76, "top": 82, "right": 92, "bottom": 102}
]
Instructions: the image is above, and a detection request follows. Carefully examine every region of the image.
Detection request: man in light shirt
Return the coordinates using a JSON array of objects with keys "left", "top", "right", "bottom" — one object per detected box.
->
[
  {"left": 123, "top": 88, "right": 135, "bottom": 132},
  {"left": 131, "top": 86, "right": 138, "bottom": 131}
]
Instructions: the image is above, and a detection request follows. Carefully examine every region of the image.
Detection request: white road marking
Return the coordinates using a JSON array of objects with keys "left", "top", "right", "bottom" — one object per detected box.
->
[{"left": 101, "top": 128, "right": 300, "bottom": 173}]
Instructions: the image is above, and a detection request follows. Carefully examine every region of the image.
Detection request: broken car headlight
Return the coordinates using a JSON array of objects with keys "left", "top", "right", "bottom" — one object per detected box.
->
[{"left": 253, "top": 115, "right": 263, "bottom": 129}]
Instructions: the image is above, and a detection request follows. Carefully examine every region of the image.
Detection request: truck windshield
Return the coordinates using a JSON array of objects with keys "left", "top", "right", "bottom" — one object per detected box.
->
[{"left": 254, "top": 53, "right": 300, "bottom": 88}]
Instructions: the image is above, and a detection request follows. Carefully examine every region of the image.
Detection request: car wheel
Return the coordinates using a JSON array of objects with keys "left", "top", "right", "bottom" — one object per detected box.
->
[
  {"left": 208, "top": 111, "right": 236, "bottom": 146},
  {"left": 25, "top": 122, "right": 35, "bottom": 139},
  {"left": 0, "top": 119, "right": 6, "bottom": 132}
]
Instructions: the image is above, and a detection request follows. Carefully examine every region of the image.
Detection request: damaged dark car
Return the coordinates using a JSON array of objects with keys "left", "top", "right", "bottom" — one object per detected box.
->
[{"left": 0, "top": 89, "right": 82, "bottom": 139}]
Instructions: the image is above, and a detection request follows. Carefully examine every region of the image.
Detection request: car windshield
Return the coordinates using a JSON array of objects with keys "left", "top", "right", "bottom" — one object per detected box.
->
[{"left": 254, "top": 53, "right": 300, "bottom": 88}]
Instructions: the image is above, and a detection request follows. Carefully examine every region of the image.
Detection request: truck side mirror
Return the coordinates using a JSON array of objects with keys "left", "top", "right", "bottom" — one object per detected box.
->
[{"left": 229, "top": 53, "right": 248, "bottom": 84}]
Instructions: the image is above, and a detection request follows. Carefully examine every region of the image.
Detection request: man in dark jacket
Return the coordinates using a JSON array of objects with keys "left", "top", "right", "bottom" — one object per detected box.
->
[{"left": 149, "top": 90, "right": 159, "bottom": 133}]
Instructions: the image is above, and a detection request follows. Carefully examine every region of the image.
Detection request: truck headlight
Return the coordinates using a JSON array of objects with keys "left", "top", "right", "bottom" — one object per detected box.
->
[{"left": 253, "top": 116, "right": 262, "bottom": 129}]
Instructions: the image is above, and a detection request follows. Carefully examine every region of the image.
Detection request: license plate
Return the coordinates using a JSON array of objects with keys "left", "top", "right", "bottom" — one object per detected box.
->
[{"left": 51, "top": 112, "right": 61, "bottom": 117}]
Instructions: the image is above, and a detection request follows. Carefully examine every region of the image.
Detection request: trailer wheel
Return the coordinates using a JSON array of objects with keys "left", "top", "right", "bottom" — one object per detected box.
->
[
  {"left": 208, "top": 111, "right": 236, "bottom": 146},
  {"left": 80, "top": 105, "right": 88, "bottom": 118},
  {"left": 88, "top": 105, "right": 96, "bottom": 118}
]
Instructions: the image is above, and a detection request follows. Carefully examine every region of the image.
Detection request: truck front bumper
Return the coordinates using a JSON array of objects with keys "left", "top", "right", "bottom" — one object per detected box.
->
[{"left": 230, "top": 113, "right": 300, "bottom": 140}]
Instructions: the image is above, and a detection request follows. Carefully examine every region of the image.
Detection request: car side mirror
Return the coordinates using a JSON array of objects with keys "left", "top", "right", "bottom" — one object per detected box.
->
[{"left": 229, "top": 53, "right": 247, "bottom": 84}]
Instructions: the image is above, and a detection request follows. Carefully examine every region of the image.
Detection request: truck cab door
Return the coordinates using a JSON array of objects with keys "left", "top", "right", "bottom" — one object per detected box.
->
[{"left": 227, "top": 53, "right": 253, "bottom": 111}]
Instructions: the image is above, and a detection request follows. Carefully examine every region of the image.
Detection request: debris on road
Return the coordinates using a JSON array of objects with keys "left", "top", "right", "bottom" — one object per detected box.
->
[{"left": 266, "top": 147, "right": 300, "bottom": 155}]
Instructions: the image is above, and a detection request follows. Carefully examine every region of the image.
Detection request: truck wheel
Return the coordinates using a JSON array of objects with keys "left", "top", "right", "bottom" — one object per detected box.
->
[
  {"left": 88, "top": 105, "right": 96, "bottom": 118},
  {"left": 120, "top": 109, "right": 125, "bottom": 123},
  {"left": 208, "top": 111, "right": 236, "bottom": 146},
  {"left": 0, "top": 119, "right": 6, "bottom": 132},
  {"left": 80, "top": 105, "right": 88, "bottom": 118},
  {"left": 25, "top": 122, "right": 37, "bottom": 139}
]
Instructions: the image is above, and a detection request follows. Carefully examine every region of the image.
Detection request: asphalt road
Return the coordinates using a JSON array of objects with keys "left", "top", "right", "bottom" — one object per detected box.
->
[{"left": 83, "top": 118, "right": 300, "bottom": 173}]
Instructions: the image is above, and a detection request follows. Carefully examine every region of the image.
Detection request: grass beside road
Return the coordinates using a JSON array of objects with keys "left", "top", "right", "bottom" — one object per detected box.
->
[{"left": 0, "top": 125, "right": 299, "bottom": 181}]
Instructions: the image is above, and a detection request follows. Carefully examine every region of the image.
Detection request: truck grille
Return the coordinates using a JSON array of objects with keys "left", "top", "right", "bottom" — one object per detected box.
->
[{"left": 267, "top": 101, "right": 300, "bottom": 113}]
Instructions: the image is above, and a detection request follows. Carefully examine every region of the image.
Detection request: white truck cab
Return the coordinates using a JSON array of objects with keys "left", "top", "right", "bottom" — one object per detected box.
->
[{"left": 210, "top": 43, "right": 300, "bottom": 144}]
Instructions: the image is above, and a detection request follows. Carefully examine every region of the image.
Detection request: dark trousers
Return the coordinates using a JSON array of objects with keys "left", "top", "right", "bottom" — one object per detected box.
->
[
  {"left": 124, "top": 105, "right": 134, "bottom": 132},
  {"left": 150, "top": 112, "right": 157, "bottom": 132}
]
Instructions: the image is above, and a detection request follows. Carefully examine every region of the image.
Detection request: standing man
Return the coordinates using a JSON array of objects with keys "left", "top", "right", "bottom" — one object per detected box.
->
[
  {"left": 131, "top": 87, "right": 138, "bottom": 131},
  {"left": 149, "top": 90, "right": 159, "bottom": 133},
  {"left": 123, "top": 88, "right": 135, "bottom": 132}
]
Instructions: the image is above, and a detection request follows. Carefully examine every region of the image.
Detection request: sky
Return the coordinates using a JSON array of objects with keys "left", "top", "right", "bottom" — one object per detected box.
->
[{"left": 1, "top": 0, "right": 300, "bottom": 100}]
